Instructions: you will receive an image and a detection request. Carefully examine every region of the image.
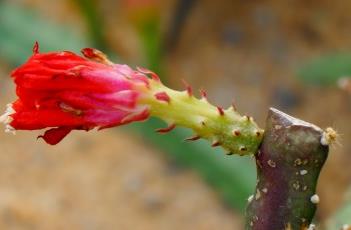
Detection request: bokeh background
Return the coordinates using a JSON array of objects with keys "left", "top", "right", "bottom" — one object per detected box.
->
[{"left": 0, "top": 0, "right": 350, "bottom": 229}]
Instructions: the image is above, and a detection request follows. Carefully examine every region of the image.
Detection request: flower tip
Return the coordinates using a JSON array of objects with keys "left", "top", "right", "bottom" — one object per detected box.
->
[{"left": 32, "top": 41, "right": 39, "bottom": 54}]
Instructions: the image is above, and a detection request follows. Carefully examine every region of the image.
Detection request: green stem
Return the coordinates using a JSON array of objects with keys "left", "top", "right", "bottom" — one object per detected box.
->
[{"left": 139, "top": 80, "right": 263, "bottom": 155}]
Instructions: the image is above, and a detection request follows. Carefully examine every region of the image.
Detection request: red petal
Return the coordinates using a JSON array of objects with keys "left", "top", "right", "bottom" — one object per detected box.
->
[
  {"left": 38, "top": 127, "right": 72, "bottom": 145},
  {"left": 10, "top": 109, "right": 84, "bottom": 130}
]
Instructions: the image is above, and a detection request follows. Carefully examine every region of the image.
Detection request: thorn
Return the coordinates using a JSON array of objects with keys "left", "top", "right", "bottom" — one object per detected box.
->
[
  {"left": 211, "top": 140, "right": 221, "bottom": 147},
  {"left": 200, "top": 120, "right": 206, "bottom": 126},
  {"left": 217, "top": 106, "right": 224, "bottom": 116},
  {"left": 231, "top": 101, "right": 237, "bottom": 111},
  {"left": 199, "top": 88, "right": 208, "bottom": 101},
  {"left": 226, "top": 152, "right": 234, "bottom": 155},
  {"left": 245, "top": 115, "right": 251, "bottom": 122},
  {"left": 232, "top": 130, "right": 241, "bottom": 136},
  {"left": 185, "top": 135, "right": 200, "bottom": 141},
  {"left": 137, "top": 67, "right": 160, "bottom": 82},
  {"left": 181, "top": 79, "right": 193, "bottom": 97},
  {"left": 154, "top": 92, "right": 170, "bottom": 103},
  {"left": 156, "top": 123, "right": 176, "bottom": 133},
  {"left": 33, "top": 41, "right": 39, "bottom": 54}
]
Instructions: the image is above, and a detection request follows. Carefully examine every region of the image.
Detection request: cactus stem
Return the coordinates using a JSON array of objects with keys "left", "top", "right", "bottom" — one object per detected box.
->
[
  {"left": 245, "top": 108, "right": 330, "bottom": 230},
  {"left": 141, "top": 79, "right": 263, "bottom": 155},
  {"left": 155, "top": 123, "right": 176, "bottom": 133}
]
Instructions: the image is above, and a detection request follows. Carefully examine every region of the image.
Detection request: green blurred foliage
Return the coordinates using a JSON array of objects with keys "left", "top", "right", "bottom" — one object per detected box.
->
[
  {"left": 0, "top": 1, "right": 256, "bottom": 213},
  {"left": 130, "top": 118, "right": 256, "bottom": 210},
  {"left": 298, "top": 53, "right": 351, "bottom": 86},
  {"left": 0, "top": 2, "right": 90, "bottom": 65},
  {"left": 326, "top": 189, "right": 351, "bottom": 229},
  {"left": 73, "top": 0, "right": 107, "bottom": 50}
]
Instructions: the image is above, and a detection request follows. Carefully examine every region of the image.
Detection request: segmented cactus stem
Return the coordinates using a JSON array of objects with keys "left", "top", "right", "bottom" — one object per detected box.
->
[{"left": 139, "top": 79, "right": 264, "bottom": 156}]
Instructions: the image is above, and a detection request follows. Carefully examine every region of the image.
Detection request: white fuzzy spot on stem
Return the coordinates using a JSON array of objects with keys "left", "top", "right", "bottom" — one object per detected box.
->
[{"left": 310, "top": 194, "right": 320, "bottom": 204}]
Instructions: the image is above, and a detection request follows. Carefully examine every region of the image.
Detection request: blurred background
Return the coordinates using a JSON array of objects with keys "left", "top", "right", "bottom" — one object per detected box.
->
[{"left": 0, "top": 0, "right": 350, "bottom": 229}]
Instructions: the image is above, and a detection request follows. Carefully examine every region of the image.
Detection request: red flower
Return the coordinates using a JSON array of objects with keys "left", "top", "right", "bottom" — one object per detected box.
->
[{"left": 0, "top": 44, "right": 153, "bottom": 145}]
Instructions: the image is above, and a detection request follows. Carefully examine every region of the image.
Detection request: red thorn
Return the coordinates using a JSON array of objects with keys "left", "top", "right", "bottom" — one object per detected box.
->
[
  {"left": 181, "top": 79, "right": 193, "bottom": 97},
  {"left": 185, "top": 135, "right": 200, "bottom": 141},
  {"left": 154, "top": 91, "right": 170, "bottom": 103},
  {"left": 199, "top": 89, "right": 208, "bottom": 100},
  {"left": 211, "top": 141, "right": 221, "bottom": 147},
  {"left": 217, "top": 106, "right": 224, "bottom": 116},
  {"left": 137, "top": 67, "right": 160, "bottom": 82},
  {"left": 33, "top": 41, "right": 39, "bottom": 54},
  {"left": 156, "top": 123, "right": 176, "bottom": 133}
]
